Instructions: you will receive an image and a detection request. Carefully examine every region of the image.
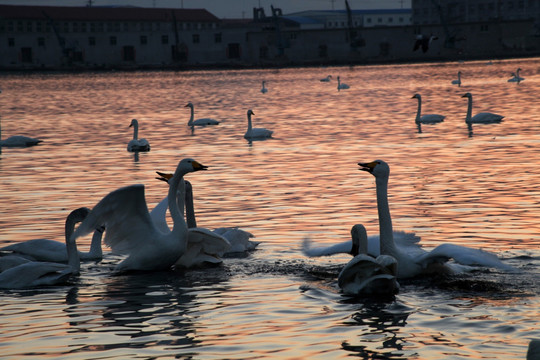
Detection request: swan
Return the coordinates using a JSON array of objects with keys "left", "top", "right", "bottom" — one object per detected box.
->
[
  {"left": 411, "top": 94, "right": 445, "bottom": 133},
  {"left": 337, "top": 224, "right": 399, "bottom": 297},
  {"left": 320, "top": 75, "right": 332, "bottom": 82},
  {"left": 451, "top": 71, "right": 462, "bottom": 86},
  {"left": 337, "top": 76, "right": 350, "bottom": 91},
  {"left": 0, "top": 207, "right": 91, "bottom": 289},
  {"left": 358, "top": 159, "right": 515, "bottom": 279},
  {"left": 0, "top": 116, "right": 42, "bottom": 147},
  {"left": 260, "top": 80, "right": 268, "bottom": 94},
  {"left": 0, "top": 207, "right": 104, "bottom": 263},
  {"left": 70, "top": 158, "right": 208, "bottom": 272},
  {"left": 127, "top": 119, "right": 150, "bottom": 152},
  {"left": 244, "top": 109, "right": 273, "bottom": 140},
  {"left": 185, "top": 102, "right": 220, "bottom": 126},
  {"left": 153, "top": 173, "right": 258, "bottom": 256},
  {"left": 462, "top": 93, "right": 503, "bottom": 135},
  {"left": 507, "top": 68, "right": 524, "bottom": 83}
]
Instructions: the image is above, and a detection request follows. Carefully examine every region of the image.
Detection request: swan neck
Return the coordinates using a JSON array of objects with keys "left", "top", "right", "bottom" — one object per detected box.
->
[
  {"left": 169, "top": 169, "right": 188, "bottom": 240},
  {"left": 465, "top": 96, "right": 473, "bottom": 123},
  {"left": 184, "top": 183, "right": 197, "bottom": 228},
  {"left": 375, "top": 176, "right": 397, "bottom": 256},
  {"left": 132, "top": 122, "right": 139, "bottom": 140},
  {"left": 415, "top": 97, "right": 421, "bottom": 124},
  {"left": 89, "top": 228, "right": 103, "bottom": 257},
  {"left": 188, "top": 106, "right": 194, "bottom": 126},
  {"left": 247, "top": 113, "right": 253, "bottom": 131},
  {"left": 65, "top": 215, "right": 81, "bottom": 274}
]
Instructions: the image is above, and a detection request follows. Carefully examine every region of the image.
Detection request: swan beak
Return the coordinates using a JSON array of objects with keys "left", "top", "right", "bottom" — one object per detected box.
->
[
  {"left": 358, "top": 161, "right": 377, "bottom": 173},
  {"left": 155, "top": 172, "right": 173, "bottom": 182},
  {"left": 192, "top": 161, "right": 208, "bottom": 171}
]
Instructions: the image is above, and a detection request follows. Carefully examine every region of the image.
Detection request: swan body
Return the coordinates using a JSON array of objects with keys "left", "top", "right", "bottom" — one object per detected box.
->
[
  {"left": 337, "top": 76, "right": 350, "bottom": 91},
  {"left": 337, "top": 224, "right": 399, "bottom": 296},
  {"left": 0, "top": 115, "right": 43, "bottom": 147},
  {"left": 185, "top": 102, "right": 220, "bottom": 126},
  {"left": 0, "top": 209, "right": 104, "bottom": 263},
  {"left": 261, "top": 81, "right": 268, "bottom": 94},
  {"left": 127, "top": 119, "right": 150, "bottom": 152},
  {"left": 0, "top": 255, "right": 31, "bottom": 272},
  {"left": 411, "top": 94, "right": 445, "bottom": 133},
  {"left": 320, "top": 75, "right": 332, "bottom": 82},
  {"left": 244, "top": 109, "right": 273, "bottom": 140},
  {"left": 358, "top": 159, "right": 514, "bottom": 279},
  {"left": 507, "top": 68, "right": 524, "bottom": 83},
  {"left": 451, "top": 71, "right": 462, "bottom": 86},
  {"left": 0, "top": 207, "right": 91, "bottom": 288},
  {"left": 462, "top": 93, "right": 504, "bottom": 125},
  {"left": 71, "top": 158, "right": 208, "bottom": 272}
]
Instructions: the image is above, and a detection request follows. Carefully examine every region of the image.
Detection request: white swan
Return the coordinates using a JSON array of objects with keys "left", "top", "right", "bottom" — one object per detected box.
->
[
  {"left": 70, "top": 158, "right": 208, "bottom": 272},
  {"left": 0, "top": 207, "right": 104, "bottom": 263},
  {"left": 337, "top": 76, "right": 350, "bottom": 91},
  {"left": 260, "top": 80, "right": 268, "bottom": 94},
  {"left": 507, "top": 68, "right": 524, "bottom": 83},
  {"left": 152, "top": 174, "right": 258, "bottom": 256},
  {"left": 358, "top": 159, "right": 515, "bottom": 279},
  {"left": 451, "top": 71, "right": 462, "bottom": 86},
  {"left": 0, "top": 116, "right": 42, "bottom": 147},
  {"left": 185, "top": 102, "right": 220, "bottom": 126},
  {"left": 244, "top": 109, "right": 273, "bottom": 140},
  {"left": 411, "top": 94, "right": 445, "bottom": 133},
  {"left": 0, "top": 207, "right": 90, "bottom": 289},
  {"left": 337, "top": 224, "right": 399, "bottom": 296},
  {"left": 320, "top": 75, "right": 332, "bottom": 82},
  {"left": 462, "top": 93, "right": 503, "bottom": 135},
  {"left": 127, "top": 119, "right": 150, "bottom": 152}
]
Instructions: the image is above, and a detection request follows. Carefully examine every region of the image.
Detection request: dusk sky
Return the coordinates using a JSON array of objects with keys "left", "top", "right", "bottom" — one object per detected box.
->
[{"left": 0, "top": 0, "right": 411, "bottom": 18}]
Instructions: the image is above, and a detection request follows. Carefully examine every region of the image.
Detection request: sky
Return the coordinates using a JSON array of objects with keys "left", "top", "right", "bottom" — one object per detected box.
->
[{"left": 0, "top": 0, "right": 411, "bottom": 18}]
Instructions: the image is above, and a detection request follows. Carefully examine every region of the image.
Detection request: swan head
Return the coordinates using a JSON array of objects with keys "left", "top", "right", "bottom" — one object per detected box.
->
[
  {"left": 411, "top": 93, "right": 421, "bottom": 100},
  {"left": 129, "top": 119, "right": 138, "bottom": 127},
  {"left": 177, "top": 158, "right": 208, "bottom": 174},
  {"left": 358, "top": 160, "right": 390, "bottom": 178},
  {"left": 350, "top": 224, "right": 368, "bottom": 256},
  {"left": 247, "top": 109, "right": 255, "bottom": 116},
  {"left": 461, "top": 92, "right": 472, "bottom": 99},
  {"left": 185, "top": 102, "right": 194, "bottom": 109}
]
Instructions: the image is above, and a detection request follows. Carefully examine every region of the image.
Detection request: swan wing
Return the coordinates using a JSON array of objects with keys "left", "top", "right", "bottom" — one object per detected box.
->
[
  {"left": 420, "top": 114, "right": 445, "bottom": 123},
  {"left": 416, "top": 243, "right": 514, "bottom": 271},
  {"left": 0, "top": 255, "right": 31, "bottom": 272},
  {"left": 72, "top": 184, "right": 160, "bottom": 255},
  {"left": 302, "top": 237, "right": 353, "bottom": 257},
  {"left": 193, "top": 118, "right": 220, "bottom": 126},
  {"left": 471, "top": 112, "right": 504, "bottom": 123},
  {"left": 188, "top": 228, "right": 231, "bottom": 254},
  {"left": 150, "top": 196, "right": 171, "bottom": 234},
  {"left": 0, "top": 239, "right": 68, "bottom": 262},
  {"left": 0, "top": 262, "right": 71, "bottom": 289},
  {"left": 215, "top": 228, "right": 259, "bottom": 253}
]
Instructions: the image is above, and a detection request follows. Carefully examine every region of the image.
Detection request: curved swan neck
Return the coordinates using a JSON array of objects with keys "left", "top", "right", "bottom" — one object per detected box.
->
[
  {"left": 188, "top": 106, "right": 194, "bottom": 126},
  {"left": 89, "top": 227, "right": 104, "bottom": 258},
  {"left": 465, "top": 96, "right": 473, "bottom": 123},
  {"left": 375, "top": 176, "right": 398, "bottom": 256},
  {"left": 169, "top": 168, "right": 188, "bottom": 238},
  {"left": 414, "top": 97, "right": 422, "bottom": 132},
  {"left": 247, "top": 112, "right": 253, "bottom": 131},
  {"left": 184, "top": 181, "right": 197, "bottom": 228},
  {"left": 65, "top": 214, "right": 81, "bottom": 274}
]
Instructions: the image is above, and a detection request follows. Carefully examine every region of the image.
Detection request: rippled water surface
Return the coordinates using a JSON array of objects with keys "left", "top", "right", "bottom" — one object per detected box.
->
[{"left": 1, "top": 58, "right": 539, "bottom": 359}]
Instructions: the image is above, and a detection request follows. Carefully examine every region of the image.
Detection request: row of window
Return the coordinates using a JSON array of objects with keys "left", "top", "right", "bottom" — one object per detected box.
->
[
  {"left": 6, "top": 33, "right": 223, "bottom": 47},
  {"left": 1, "top": 20, "right": 219, "bottom": 34}
]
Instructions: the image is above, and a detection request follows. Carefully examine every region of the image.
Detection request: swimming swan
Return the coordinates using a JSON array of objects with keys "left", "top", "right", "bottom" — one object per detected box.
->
[
  {"left": 320, "top": 75, "right": 332, "bottom": 82},
  {"left": 185, "top": 102, "right": 220, "bottom": 126},
  {"left": 0, "top": 207, "right": 91, "bottom": 289},
  {"left": 0, "top": 116, "right": 42, "bottom": 147},
  {"left": 337, "top": 224, "right": 399, "bottom": 296},
  {"left": 244, "top": 109, "right": 273, "bottom": 140},
  {"left": 261, "top": 81, "right": 268, "bottom": 94},
  {"left": 152, "top": 174, "right": 258, "bottom": 256},
  {"left": 70, "top": 158, "right": 208, "bottom": 272},
  {"left": 337, "top": 76, "right": 350, "bottom": 91},
  {"left": 507, "top": 68, "right": 524, "bottom": 83},
  {"left": 358, "top": 159, "right": 514, "bottom": 279},
  {"left": 0, "top": 207, "right": 104, "bottom": 263},
  {"left": 462, "top": 93, "right": 503, "bottom": 135},
  {"left": 451, "top": 71, "right": 462, "bottom": 86},
  {"left": 411, "top": 94, "right": 445, "bottom": 133},
  {"left": 127, "top": 119, "right": 150, "bottom": 152}
]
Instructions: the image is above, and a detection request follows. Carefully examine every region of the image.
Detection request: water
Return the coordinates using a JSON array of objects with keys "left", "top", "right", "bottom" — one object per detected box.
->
[{"left": 0, "top": 58, "right": 539, "bottom": 359}]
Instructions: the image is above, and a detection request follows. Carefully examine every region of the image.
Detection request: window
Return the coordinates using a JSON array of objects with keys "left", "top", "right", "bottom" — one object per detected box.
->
[
  {"left": 192, "top": 34, "right": 200, "bottom": 44},
  {"left": 214, "top": 32, "right": 222, "bottom": 43},
  {"left": 161, "top": 35, "right": 169, "bottom": 44},
  {"left": 89, "top": 37, "right": 96, "bottom": 46},
  {"left": 140, "top": 35, "right": 147, "bottom": 45},
  {"left": 109, "top": 36, "right": 117, "bottom": 45}
]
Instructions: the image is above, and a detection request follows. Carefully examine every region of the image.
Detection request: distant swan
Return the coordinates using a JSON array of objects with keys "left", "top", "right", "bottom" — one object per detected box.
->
[
  {"left": 0, "top": 207, "right": 104, "bottom": 263},
  {"left": 337, "top": 224, "right": 399, "bottom": 297},
  {"left": 411, "top": 94, "right": 445, "bottom": 133},
  {"left": 0, "top": 116, "right": 42, "bottom": 147},
  {"left": 507, "top": 68, "right": 524, "bottom": 83},
  {"left": 70, "top": 158, "right": 208, "bottom": 272},
  {"left": 185, "top": 102, "right": 220, "bottom": 126},
  {"left": 127, "top": 119, "right": 150, "bottom": 152},
  {"left": 244, "top": 109, "right": 273, "bottom": 140},
  {"left": 0, "top": 207, "right": 91, "bottom": 289},
  {"left": 462, "top": 92, "right": 503, "bottom": 135},
  {"left": 358, "top": 159, "right": 514, "bottom": 279},
  {"left": 337, "top": 76, "right": 350, "bottom": 91},
  {"left": 320, "top": 75, "right": 332, "bottom": 82},
  {"left": 261, "top": 81, "right": 268, "bottom": 94},
  {"left": 152, "top": 174, "right": 258, "bottom": 256},
  {"left": 451, "top": 71, "right": 462, "bottom": 86}
]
